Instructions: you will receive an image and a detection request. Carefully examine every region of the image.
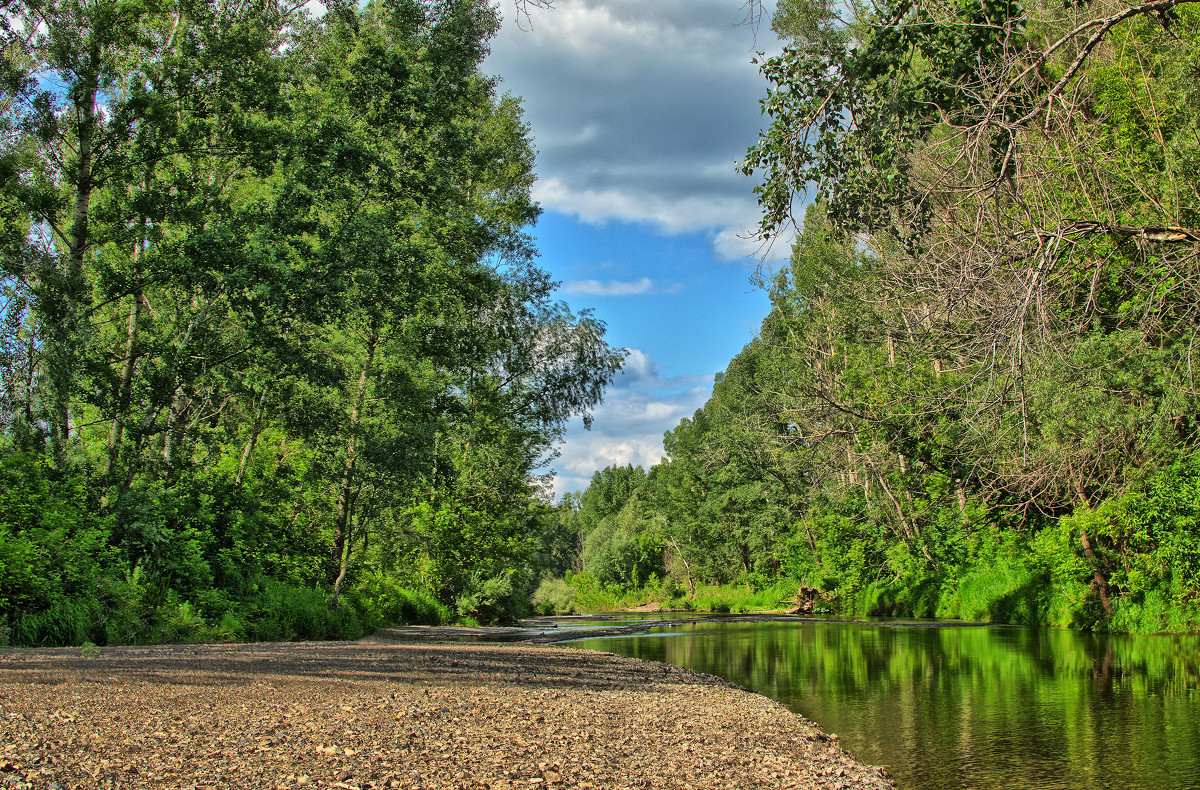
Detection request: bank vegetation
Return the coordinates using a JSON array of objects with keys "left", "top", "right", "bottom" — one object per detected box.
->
[{"left": 552, "top": 0, "right": 1200, "bottom": 634}]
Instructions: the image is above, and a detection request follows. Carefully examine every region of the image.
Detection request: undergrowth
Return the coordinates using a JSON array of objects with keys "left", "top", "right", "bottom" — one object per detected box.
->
[{"left": 1, "top": 572, "right": 452, "bottom": 648}]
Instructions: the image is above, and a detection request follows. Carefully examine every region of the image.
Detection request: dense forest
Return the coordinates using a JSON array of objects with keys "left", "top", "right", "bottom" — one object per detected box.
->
[
  {"left": 0, "top": 0, "right": 624, "bottom": 645},
  {"left": 557, "top": 0, "right": 1200, "bottom": 633}
]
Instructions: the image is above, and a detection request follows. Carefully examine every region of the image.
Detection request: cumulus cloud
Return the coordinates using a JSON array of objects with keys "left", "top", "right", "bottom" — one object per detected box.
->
[
  {"left": 615, "top": 348, "right": 659, "bottom": 383},
  {"left": 487, "top": 0, "right": 786, "bottom": 262},
  {"left": 549, "top": 347, "right": 713, "bottom": 496}
]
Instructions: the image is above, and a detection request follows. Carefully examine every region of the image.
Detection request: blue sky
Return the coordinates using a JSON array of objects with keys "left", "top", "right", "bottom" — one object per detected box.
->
[
  {"left": 537, "top": 213, "right": 770, "bottom": 378},
  {"left": 483, "top": 0, "right": 790, "bottom": 497}
]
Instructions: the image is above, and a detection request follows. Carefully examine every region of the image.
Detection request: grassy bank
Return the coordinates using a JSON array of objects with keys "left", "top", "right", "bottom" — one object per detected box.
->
[
  {"left": 533, "top": 575, "right": 810, "bottom": 616},
  {"left": 1, "top": 573, "right": 453, "bottom": 648}
]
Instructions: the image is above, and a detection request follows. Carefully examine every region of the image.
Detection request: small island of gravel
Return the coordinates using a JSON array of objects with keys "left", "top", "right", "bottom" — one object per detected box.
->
[{"left": 0, "top": 629, "right": 893, "bottom": 790}]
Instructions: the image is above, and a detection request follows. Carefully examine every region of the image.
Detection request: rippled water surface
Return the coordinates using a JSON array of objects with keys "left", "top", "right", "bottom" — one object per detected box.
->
[{"left": 565, "top": 620, "right": 1200, "bottom": 790}]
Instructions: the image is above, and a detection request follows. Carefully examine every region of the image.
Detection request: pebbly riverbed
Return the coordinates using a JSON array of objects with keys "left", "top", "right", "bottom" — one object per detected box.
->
[{"left": 0, "top": 629, "right": 894, "bottom": 790}]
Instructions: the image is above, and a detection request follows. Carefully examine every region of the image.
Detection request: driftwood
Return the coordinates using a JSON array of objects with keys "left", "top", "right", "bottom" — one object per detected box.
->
[{"left": 781, "top": 586, "right": 832, "bottom": 614}]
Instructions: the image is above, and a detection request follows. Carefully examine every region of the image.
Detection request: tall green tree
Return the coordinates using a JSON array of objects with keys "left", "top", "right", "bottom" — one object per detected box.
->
[{"left": 0, "top": 0, "right": 627, "bottom": 641}]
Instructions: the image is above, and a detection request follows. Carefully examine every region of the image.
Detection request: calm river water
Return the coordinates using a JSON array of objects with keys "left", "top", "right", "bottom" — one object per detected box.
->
[{"left": 564, "top": 619, "right": 1200, "bottom": 790}]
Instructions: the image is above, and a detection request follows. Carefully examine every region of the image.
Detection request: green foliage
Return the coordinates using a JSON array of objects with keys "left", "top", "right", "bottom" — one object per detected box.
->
[
  {"left": 9, "top": 598, "right": 103, "bottom": 648},
  {"left": 0, "top": 454, "right": 116, "bottom": 614},
  {"left": 626, "top": 0, "right": 1200, "bottom": 637},
  {"left": 580, "top": 494, "right": 665, "bottom": 589},
  {"left": 576, "top": 465, "right": 647, "bottom": 534},
  {"left": 563, "top": 570, "right": 623, "bottom": 611},
  {"left": 454, "top": 569, "right": 531, "bottom": 625},
  {"left": 351, "top": 571, "right": 451, "bottom": 626},
  {"left": 1057, "top": 457, "right": 1200, "bottom": 633},
  {"left": 568, "top": 200, "right": 1200, "bottom": 633},
  {"left": 0, "top": 0, "right": 624, "bottom": 646},
  {"left": 531, "top": 576, "right": 578, "bottom": 615},
  {"left": 235, "top": 579, "right": 366, "bottom": 643}
]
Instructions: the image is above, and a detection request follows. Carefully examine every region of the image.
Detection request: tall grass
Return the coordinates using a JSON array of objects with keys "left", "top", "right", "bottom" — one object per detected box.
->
[
  {"left": 553, "top": 574, "right": 810, "bottom": 615},
  {"left": 687, "top": 580, "right": 808, "bottom": 614},
  {"left": 531, "top": 576, "right": 579, "bottom": 614},
  {"left": 9, "top": 598, "right": 100, "bottom": 646},
  {"left": 0, "top": 571, "right": 458, "bottom": 648}
]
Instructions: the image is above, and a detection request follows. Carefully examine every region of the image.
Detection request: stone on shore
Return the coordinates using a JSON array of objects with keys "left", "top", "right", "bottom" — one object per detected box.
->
[{"left": 0, "top": 634, "right": 893, "bottom": 789}]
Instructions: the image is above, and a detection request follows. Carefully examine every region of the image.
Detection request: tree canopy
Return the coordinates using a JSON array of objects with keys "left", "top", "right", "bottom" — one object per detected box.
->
[
  {"left": 560, "top": 0, "right": 1200, "bottom": 634},
  {"left": 0, "top": 0, "right": 625, "bottom": 644}
]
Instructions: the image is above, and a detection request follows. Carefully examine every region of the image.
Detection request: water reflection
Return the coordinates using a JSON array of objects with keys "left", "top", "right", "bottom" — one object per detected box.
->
[{"left": 566, "top": 621, "right": 1200, "bottom": 790}]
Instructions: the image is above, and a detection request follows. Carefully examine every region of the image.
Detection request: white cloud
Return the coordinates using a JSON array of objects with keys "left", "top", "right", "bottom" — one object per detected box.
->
[
  {"left": 563, "top": 276, "right": 681, "bottom": 296},
  {"left": 533, "top": 178, "right": 762, "bottom": 239},
  {"left": 548, "top": 348, "right": 714, "bottom": 496},
  {"left": 487, "top": 0, "right": 786, "bottom": 261},
  {"left": 617, "top": 348, "right": 658, "bottom": 381},
  {"left": 712, "top": 222, "right": 796, "bottom": 264},
  {"left": 557, "top": 436, "right": 665, "bottom": 480}
]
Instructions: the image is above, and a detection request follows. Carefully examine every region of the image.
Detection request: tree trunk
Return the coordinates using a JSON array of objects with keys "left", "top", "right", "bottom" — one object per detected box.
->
[
  {"left": 22, "top": 323, "right": 36, "bottom": 427},
  {"left": 50, "top": 50, "right": 100, "bottom": 464},
  {"left": 235, "top": 382, "right": 271, "bottom": 485},
  {"left": 871, "top": 459, "right": 935, "bottom": 565},
  {"left": 668, "top": 540, "right": 696, "bottom": 598},
  {"left": 106, "top": 285, "right": 143, "bottom": 477},
  {"left": 1079, "top": 527, "right": 1113, "bottom": 617},
  {"left": 1075, "top": 489, "right": 1112, "bottom": 617},
  {"left": 800, "top": 516, "right": 818, "bottom": 558},
  {"left": 161, "top": 389, "right": 191, "bottom": 467},
  {"left": 331, "top": 330, "right": 378, "bottom": 607},
  {"left": 159, "top": 288, "right": 223, "bottom": 474}
]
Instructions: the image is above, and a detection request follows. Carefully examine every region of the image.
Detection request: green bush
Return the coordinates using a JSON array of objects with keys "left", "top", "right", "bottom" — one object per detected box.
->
[
  {"left": 10, "top": 598, "right": 101, "bottom": 646},
  {"left": 696, "top": 596, "right": 730, "bottom": 613},
  {"left": 243, "top": 578, "right": 366, "bottom": 641},
  {"left": 531, "top": 576, "right": 578, "bottom": 615},
  {"left": 0, "top": 454, "right": 116, "bottom": 620},
  {"left": 455, "top": 570, "right": 531, "bottom": 625},
  {"left": 940, "top": 557, "right": 1044, "bottom": 624},
  {"left": 149, "top": 598, "right": 214, "bottom": 644},
  {"left": 351, "top": 572, "right": 451, "bottom": 626}
]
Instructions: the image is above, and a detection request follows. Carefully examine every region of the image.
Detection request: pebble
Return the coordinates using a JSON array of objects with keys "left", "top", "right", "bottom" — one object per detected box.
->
[{"left": 0, "top": 638, "right": 894, "bottom": 789}]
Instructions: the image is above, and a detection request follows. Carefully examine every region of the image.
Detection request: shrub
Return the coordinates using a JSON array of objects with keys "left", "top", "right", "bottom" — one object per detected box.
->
[
  {"left": 351, "top": 572, "right": 451, "bottom": 626},
  {"left": 10, "top": 598, "right": 100, "bottom": 646},
  {"left": 531, "top": 576, "right": 578, "bottom": 615},
  {"left": 243, "top": 578, "right": 366, "bottom": 641},
  {"left": 0, "top": 454, "right": 116, "bottom": 631},
  {"left": 456, "top": 571, "right": 531, "bottom": 625},
  {"left": 150, "top": 599, "right": 213, "bottom": 644}
]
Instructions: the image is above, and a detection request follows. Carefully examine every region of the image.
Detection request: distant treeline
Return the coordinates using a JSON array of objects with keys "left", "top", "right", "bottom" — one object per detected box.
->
[
  {"left": 556, "top": 0, "right": 1200, "bottom": 633},
  {"left": 0, "top": 0, "right": 621, "bottom": 646}
]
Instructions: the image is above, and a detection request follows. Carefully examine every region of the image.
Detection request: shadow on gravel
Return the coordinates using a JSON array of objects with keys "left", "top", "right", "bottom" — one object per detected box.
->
[{"left": 0, "top": 638, "right": 725, "bottom": 692}]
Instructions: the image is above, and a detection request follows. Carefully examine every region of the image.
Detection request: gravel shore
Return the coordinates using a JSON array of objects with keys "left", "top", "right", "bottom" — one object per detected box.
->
[{"left": 0, "top": 630, "right": 893, "bottom": 790}]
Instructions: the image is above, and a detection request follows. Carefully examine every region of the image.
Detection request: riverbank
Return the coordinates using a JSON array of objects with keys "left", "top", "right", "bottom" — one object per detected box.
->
[{"left": 0, "top": 631, "right": 893, "bottom": 789}]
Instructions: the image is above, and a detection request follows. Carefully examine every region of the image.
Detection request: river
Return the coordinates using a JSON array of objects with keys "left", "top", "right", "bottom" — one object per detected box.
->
[{"left": 559, "top": 618, "right": 1200, "bottom": 790}]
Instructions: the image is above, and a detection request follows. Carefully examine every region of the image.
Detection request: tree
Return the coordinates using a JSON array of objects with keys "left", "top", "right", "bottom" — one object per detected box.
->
[
  {"left": 745, "top": 0, "right": 1200, "bottom": 510},
  {"left": 0, "top": 0, "right": 628, "bottom": 641},
  {"left": 575, "top": 464, "right": 647, "bottom": 535},
  {"left": 0, "top": 0, "right": 298, "bottom": 474}
]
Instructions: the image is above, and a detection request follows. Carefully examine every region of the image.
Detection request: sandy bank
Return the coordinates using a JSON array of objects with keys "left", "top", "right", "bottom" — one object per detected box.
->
[{"left": 0, "top": 632, "right": 893, "bottom": 789}]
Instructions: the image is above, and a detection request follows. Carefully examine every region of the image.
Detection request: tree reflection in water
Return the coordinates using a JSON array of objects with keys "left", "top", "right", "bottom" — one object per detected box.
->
[{"left": 568, "top": 621, "right": 1200, "bottom": 790}]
